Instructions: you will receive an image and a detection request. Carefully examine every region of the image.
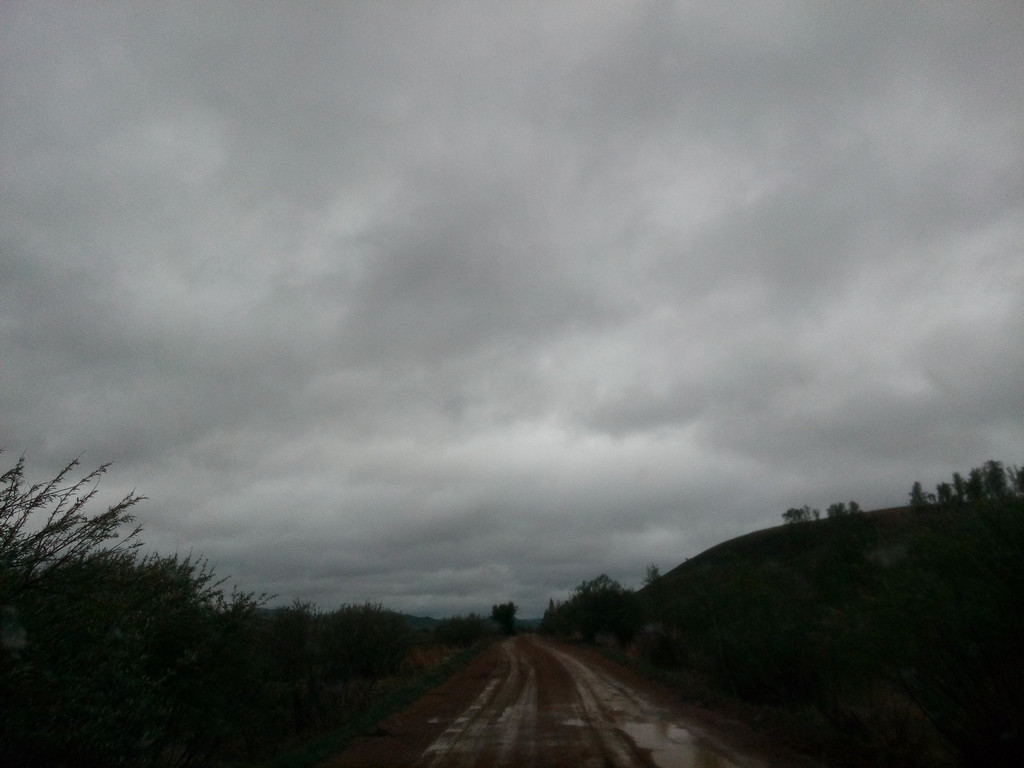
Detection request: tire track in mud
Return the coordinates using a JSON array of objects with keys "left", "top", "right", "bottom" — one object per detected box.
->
[
  {"left": 420, "top": 638, "right": 537, "bottom": 767},
  {"left": 543, "top": 640, "right": 761, "bottom": 768},
  {"left": 547, "top": 641, "right": 654, "bottom": 766},
  {"left": 495, "top": 642, "right": 536, "bottom": 765},
  {"left": 416, "top": 636, "right": 762, "bottom": 768}
]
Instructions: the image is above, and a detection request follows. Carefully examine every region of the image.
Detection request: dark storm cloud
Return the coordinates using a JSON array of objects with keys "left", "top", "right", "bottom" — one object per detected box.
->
[{"left": 2, "top": 2, "right": 1022, "bottom": 616}]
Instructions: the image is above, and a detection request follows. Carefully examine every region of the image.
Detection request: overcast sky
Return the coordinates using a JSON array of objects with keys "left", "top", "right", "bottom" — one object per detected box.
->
[{"left": 3, "top": 2, "right": 1022, "bottom": 617}]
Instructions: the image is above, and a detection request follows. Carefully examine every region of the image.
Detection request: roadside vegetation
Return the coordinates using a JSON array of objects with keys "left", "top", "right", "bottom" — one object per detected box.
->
[
  {"left": 6, "top": 448, "right": 1020, "bottom": 767},
  {"left": 541, "top": 460, "right": 1024, "bottom": 768},
  {"left": 490, "top": 601, "right": 518, "bottom": 635},
  {"left": 0, "top": 452, "right": 496, "bottom": 767}
]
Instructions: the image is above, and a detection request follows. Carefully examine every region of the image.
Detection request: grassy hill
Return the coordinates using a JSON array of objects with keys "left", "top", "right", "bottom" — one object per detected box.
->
[
  {"left": 636, "top": 498, "right": 1024, "bottom": 768},
  {"left": 543, "top": 461, "right": 1023, "bottom": 767}
]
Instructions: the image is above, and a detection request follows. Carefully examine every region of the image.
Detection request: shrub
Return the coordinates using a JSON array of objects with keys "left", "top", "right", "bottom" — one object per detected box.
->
[
  {"left": 0, "top": 453, "right": 266, "bottom": 767},
  {"left": 542, "top": 574, "right": 641, "bottom": 646},
  {"left": 434, "top": 613, "right": 495, "bottom": 647}
]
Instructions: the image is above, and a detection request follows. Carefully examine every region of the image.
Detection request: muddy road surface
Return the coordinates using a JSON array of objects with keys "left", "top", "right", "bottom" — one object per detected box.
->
[{"left": 322, "top": 635, "right": 781, "bottom": 768}]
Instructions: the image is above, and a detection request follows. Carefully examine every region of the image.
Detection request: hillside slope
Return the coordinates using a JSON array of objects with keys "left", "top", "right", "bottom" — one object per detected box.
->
[{"left": 638, "top": 497, "right": 1024, "bottom": 768}]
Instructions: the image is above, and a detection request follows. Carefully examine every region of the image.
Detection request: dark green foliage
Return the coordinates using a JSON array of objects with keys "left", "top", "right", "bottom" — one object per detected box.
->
[
  {"left": 910, "top": 460, "right": 1019, "bottom": 511},
  {"left": 269, "top": 642, "right": 488, "bottom": 768},
  {"left": 869, "top": 498, "right": 1024, "bottom": 767},
  {"left": 433, "top": 613, "right": 496, "bottom": 647},
  {"left": 786, "top": 500, "right": 862, "bottom": 524},
  {"left": 248, "top": 600, "right": 412, "bottom": 745},
  {"left": 936, "top": 482, "right": 954, "bottom": 505},
  {"left": 982, "top": 459, "right": 1009, "bottom": 498},
  {"left": 953, "top": 472, "right": 966, "bottom": 502},
  {"left": 783, "top": 504, "right": 819, "bottom": 523},
  {"left": 0, "top": 453, "right": 417, "bottom": 767},
  {"left": 965, "top": 467, "right": 985, "bottom": 502},
  {"left": 641, "top": 460, "right": 1024, "bottom": 767},
  {"left": 491, "top": 601, "right": 518, "bottom": 635},
  {"left": 910, "top": 480, "right": 931, "bottom": 508},
  {"left": 826, "top": 500, "right": 861, "bottom": 518},
  {"left": 541, "top": 574, "right": 641, "bottom": 645},
  {"left": 325, "top": 602, "right": 410, "bottom": 681},
  {"left": 1013, "top": 465, "right": 1024, "bottom": 496},
  {"left": 0, "top": 454, "right": 266, "bottom": 767}
]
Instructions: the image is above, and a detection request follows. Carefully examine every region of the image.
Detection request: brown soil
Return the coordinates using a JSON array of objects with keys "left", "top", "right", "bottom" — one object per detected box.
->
[{"left": 319, "top": 635, "right": 823, "bottom": 768}]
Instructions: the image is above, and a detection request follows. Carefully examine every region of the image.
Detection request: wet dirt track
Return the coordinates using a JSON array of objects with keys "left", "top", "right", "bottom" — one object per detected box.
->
[{"left": 322, "top": 635, "right": 772, "bottom": 768}]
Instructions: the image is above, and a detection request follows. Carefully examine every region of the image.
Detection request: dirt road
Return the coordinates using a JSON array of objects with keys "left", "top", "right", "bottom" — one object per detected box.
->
[{"left": 322, "top": 635, "right": 779, "bottom": 768}]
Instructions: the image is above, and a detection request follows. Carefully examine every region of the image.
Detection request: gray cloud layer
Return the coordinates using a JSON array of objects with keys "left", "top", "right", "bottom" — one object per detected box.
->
[{"left": 3, "top": 2, "right": 1022, "bottom": 616}]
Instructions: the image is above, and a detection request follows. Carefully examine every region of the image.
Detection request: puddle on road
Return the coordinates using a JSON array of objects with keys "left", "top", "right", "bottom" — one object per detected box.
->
[
  {"left": 559, "top": 717, "right": 753, "bottom": 768},
  {"left": 620, "top": 721, "right": 744, "bottom": 768}
]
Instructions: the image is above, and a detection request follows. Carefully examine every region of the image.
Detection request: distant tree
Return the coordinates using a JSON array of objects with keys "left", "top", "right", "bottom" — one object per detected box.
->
[
  {"left": 783, "top": 505, "right": 817, "bottom": 524},
  {"left": 826, "top": 502, "right": 848, "bottom": 519},
  {"left": 540, "top": 598, "right": 562, "bottom": 636},
  {"left": 909, "top": 481, "right": 933, "bottom": 509},
  {"left": 324, "top": 602, "right": 410, "bottom": 680},
  {"left": 565, "top": 574, "right": 641, "bottom": 644},
  {"left": 936, "top": 482, "right": 954, "bottom": 506},
  {"left": 1013, "top": 465, "right": 1024, "bottom": 497},
  {"left": 848, "top": 500, "right": 862, "bottom": 514},
  {"left": 434, "top": 613, "right": 494, "bottom": 647},
  {"left": 952, "top": 472, "right": 967, "bottom": 503},
  {"left": 983, "top": 460, "right": 1009, "bottom": 499},
  {"left": 965, "top": 468, "right": 985, "bottom": 502},
  {"left": 643, "top": 563, "right": 662, "bottom": 586},
  {"left": 491, "top": 601, "right": 518, "bottom": 635}
]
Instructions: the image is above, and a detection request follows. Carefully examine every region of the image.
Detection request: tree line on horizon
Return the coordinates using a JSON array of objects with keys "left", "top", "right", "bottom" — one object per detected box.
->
[
  {"left": 908, "top": 459, "right": 1024, "bottom": 509},
  {"left": 781, "top": 459, "right": 1024, "bottom": 524}
]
